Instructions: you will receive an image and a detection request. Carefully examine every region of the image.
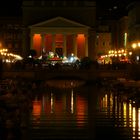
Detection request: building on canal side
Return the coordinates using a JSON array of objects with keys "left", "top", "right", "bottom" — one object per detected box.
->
[
  {"left": 22, "top": 0, "right": 97, "bottom": 60},
  {"left": 0, "top": 0, "right": 140, "bottom": 62},
  {"left": 20, "top": 0, "right": 132, "bottom": 61}
]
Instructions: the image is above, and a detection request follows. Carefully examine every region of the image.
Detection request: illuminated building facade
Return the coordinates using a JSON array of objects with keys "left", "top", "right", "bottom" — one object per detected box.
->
[
  {"left": 127, "top": 1, "right": 140, "bottom": 62},
  {"left": 22, "top": 0, "right": 96, "bottom": 60},
  {"left": 0, "top": 0, "right": 136, "bottom": 62},
  {"left": 127, "top": 1, "right": 140, "bottom": 44},
  {"left": 95, "top": 17, "right": 130, "bottom": 63},
  {"left": 29, "top": 17, "right": 89, "bottom": 58},
  {"left": 118, "top": 17, "right": 128, "bottom": 50},
  {"left": 96, "top": 25, "right": 112, "bottom": 57},
  {"left": 0, "top": 17, "right": 22, "bottom": 55}
]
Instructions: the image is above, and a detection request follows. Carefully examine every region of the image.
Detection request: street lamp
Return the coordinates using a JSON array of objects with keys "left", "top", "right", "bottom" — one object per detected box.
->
[{"left": 131, "top": 42, "right": 140, "bottom": 63}]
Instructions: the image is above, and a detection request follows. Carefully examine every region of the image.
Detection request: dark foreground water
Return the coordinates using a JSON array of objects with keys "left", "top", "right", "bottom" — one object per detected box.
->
[{"left": 0, "top": 79, "right": 139, "bottom": 140}]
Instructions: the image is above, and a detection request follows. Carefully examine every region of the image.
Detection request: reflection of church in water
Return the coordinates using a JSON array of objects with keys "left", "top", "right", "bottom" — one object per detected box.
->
[{"left": 22, "top": 0, "right": 96, "bottom": 60}]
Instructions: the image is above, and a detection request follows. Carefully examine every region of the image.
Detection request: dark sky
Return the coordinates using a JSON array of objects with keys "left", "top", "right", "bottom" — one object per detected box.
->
[
  {"left": 0, "top": 0, "right": 135, "bottom": 19},
  {"left": 96, "top": 0, "right": 135, "bottom": 19},
  {"left": 0, "top": 0, "right": 22, "bottom": 16}
]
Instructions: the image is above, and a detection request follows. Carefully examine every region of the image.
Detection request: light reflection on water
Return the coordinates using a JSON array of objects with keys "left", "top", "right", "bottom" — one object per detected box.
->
[
  {"left": 46, "top": 79, "right": 85, "bottom": 88},
  {"left": 100, "top": 91, "right": 140, "bottom": 140},
  {"left": 32, "top": 88, "right": 88, "bottom": 128},
  {"left": 30, "top": 80, "right": 140, "bottom": 139}
]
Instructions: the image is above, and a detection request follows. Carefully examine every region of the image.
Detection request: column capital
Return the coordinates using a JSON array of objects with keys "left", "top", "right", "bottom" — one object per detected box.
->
[{"left": 40, "top": 33, "right": 46, "bottom": 37}]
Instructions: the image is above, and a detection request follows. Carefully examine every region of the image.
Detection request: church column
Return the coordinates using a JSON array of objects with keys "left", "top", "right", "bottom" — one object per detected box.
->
[
  {"left": 85, "top": 34, "right": 88, "bottom": 57},
  {"left": 30, "top": 33, "right": 34, "bottom": 50},
  {"left": 41, "top": 33, "right": 46, "bottom": 55},
  {"left": 63, "top": 34, "right": 67, "bottom": 57},
  {"left": 52, "top": 34, "right": 56, "bottom": 53},
  {"left": 73, "top": 34, "right": 77, "bottom": 56}
]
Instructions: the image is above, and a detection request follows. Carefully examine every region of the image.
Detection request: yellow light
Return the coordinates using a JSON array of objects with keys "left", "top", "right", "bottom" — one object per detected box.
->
[
  {"left": 129, "top": 52, "right": 132, "bottom": 55},
  {"left": 71, "top": 53, "right": 74, "bottom": 56},
  {"left": 138, "top": 42, "right": 140, "bottom": 47},
  {"left": 124, "top": 53, "right": 126, "bottom": 56},
  {"left": 132, "top": 43, "right": 137, "bottom": 49}
]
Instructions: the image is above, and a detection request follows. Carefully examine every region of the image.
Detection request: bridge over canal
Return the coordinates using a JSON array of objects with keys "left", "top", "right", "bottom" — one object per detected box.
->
[{"left": 1, "top": 69, "right": 129, "bottom": 81}]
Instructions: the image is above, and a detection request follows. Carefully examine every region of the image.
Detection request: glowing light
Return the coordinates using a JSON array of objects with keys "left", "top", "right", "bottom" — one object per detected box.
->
[
  {"left": 136, "top": 56, "right": 139, "bottom": 61},
  {"left": 0, "top": 48, "right": 23, "bottom": 63},
  {"left": 132, "top": 107, "right": 136, "bottom": 130},
  {"left": 132, "top": 43, "right": 137, "bottom": 49},
  {"left": 51, "top": 93, "right": 54, "bottom": 113},
  {"left": 129, "top": 52, "right": 132, "bottom": 56},
  {"left": 123, "top": 102, "right": 127, "bottom": 127},
  {"left": 129, "top": 103, "right": 132, "bottom": 127},
  {"left": 124, "top": 33, "right": 127, "bottom": 48},
  {"left": 71, "top": 89, "right": 74, "bottom": 114},
  {"left": 32, "top": 100, "right": 41, "bottom": 116},
  {"left": 138, "top": 108, "right": 140, "bottom": 131}
]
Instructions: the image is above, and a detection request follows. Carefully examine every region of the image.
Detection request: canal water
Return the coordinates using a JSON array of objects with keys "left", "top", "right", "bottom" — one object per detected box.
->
[{"left": 0, "top": 79, "right": 139, "bottom": 140}]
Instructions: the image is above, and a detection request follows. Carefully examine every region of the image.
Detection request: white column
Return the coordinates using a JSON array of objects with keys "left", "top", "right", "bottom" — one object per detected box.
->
[
  {"left": 52, "top": 34, "right": 55, "bottom": 53},
  {"left": 63, "top": 34, "right": 67, "bottom": 57},
  {"left": 73, "top": 34, "right": 77, "bottom": 56},
  {"left": 85, "top": 34, "right": 88, "bottom": 57}
]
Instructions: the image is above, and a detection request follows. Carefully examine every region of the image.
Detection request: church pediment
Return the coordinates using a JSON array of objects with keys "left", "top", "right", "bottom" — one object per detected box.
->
[{"left": 30, "top": 16, "right": 89, "bottom": 28}]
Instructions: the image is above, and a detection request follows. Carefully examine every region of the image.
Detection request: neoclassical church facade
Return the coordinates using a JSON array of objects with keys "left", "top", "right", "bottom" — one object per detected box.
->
[
  {"left": 22, "top": 0, "right": 97, "bottom": 60},
  {"left": 29, "top": 17, "right": 89, "bottom": 58}
]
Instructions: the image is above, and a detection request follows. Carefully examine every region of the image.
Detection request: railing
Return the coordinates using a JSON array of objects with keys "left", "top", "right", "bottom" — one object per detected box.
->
[
  {"left": 1, "top": 67, "right": 129, "bottom": 81},
  {"left": 1, "top": 62, "right": 140, "bottom": 80}
]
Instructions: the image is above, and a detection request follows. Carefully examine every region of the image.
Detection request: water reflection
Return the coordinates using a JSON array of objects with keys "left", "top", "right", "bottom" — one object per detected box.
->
[
  {"left": 31, "top": 80, "right": 140, "bottom": 140},
  {"left": 31, "top": 88, "right": 88, "bottom": 127},
  {"left": 51, "top": 92, "right": 54, "bottom": 113},
  {"left": 99, "top": 87, "right": 140, "bottom": 139},
  {"left": 32, "top": 100, "right": 41, "bottom": 124},
  {"left": 71, "top": 89, "right": 74, "bottom": 114},
  {"left": 46, "top": 79, "right": 85, "bottom": 88},
  {"left": 30, "top": 80, "right": 91, "bottom": 139}
]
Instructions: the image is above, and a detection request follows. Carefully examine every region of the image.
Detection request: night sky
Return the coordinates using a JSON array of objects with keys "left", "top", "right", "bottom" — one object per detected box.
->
[
  {"left": 0, "top": 0, "right": 22, "bottom": 16},
  {"left": 96, "top": 0, "right": 135, "bottom": 19},
  {"left": 0, "top": 0, "right": 135, "bottom": 19}
]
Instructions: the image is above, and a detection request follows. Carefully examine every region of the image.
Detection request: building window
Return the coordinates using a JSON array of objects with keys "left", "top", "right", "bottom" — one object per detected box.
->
[
  {"left": 96, "top": 41, "right": 98, "bottom": 46},
  {"left": 103, "top": 42, "right": 105, "bottom": 46},
  {"left": 34, "top": 1, "right": 41, "bottom": 6}
]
